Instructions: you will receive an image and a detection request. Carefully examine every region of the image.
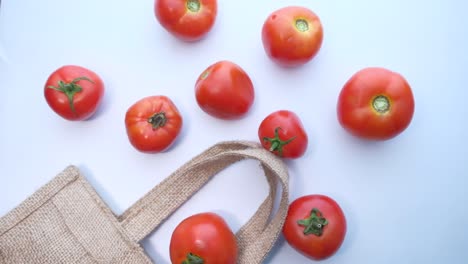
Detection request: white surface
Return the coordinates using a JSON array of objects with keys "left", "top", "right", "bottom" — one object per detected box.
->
[{"left": 1, "top": 0, "right": 468, "bottom": 263}]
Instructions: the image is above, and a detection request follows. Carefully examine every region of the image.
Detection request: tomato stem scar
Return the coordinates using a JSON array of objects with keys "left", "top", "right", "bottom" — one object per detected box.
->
[
  {"left": 186, "top": 0, "right": 200, "bottom": 12},
  {"left": 47, "top": 76, "right": 94, "bottom": 115},
  {"left": 182, "top": 252, "right": 204, "bottom": 264},
  {"left": 148, "top": 112, "right": 167, "bottom": 129},
  {"left": 200, "top": 70, "right": 210, "bottom": 80},
  {"left": 297, "top": 208, "right": 328, "bottom": 236},
  {"left": 372, "top": 95, "right": 390, "bottom": 114},
  {"left": 263, "top": 127, "right": 296, "bottom": 157},
  {"left": 295, "top": 19, "right": 309, "bottom": 32}
]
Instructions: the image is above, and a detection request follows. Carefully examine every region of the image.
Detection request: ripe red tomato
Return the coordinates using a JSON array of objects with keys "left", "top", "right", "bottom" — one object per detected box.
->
[
  {"left": 44, "top": 65, "right": 104, "bottom": 121},
  {"left": 262, "top": 6, "right": 323, "bottom": 67},
  {"left": 169, "top": 212, "right": 238, "bottom": 264},
  {"left": 125, "top": 95, "right": 183, "bottom": 153},
  {"left": 283, "top": 195, "right": 347, "bottom": 260},
  {"left": 337, "top": 67, "right": 415, "bottom": 140},
  {"left": 258, "top": 110, "right": 308, "bottom": 159},
  {"left": 155, "top": 0, "right": 217, "bottom": 42},
  {"left": 195, "top": 60, "right": 255, "bottom": 119}
]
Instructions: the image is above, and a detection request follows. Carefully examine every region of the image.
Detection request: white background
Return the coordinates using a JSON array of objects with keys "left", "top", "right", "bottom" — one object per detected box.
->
[{"left": 1, "top": 0, "right": 468, "bottom": 263}]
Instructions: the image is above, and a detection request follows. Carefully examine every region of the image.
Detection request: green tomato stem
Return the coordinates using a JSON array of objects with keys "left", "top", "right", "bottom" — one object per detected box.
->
[
  {"left": 47, "top": 76, "right": 94, "bottom": 115},
  {"left": 263, "top": 127, "right": 296, "bottom": 157},
  {"left": 182, "top": 253, "right": 204, "bottom": 264},
  {"left": 297, "top": 208, "right": 329, "bottom": 236}
]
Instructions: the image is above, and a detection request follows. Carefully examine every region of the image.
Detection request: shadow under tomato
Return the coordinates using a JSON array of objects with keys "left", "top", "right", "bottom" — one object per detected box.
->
[{"left": 334, "top": 120, "right": 399, "bottom": 150}]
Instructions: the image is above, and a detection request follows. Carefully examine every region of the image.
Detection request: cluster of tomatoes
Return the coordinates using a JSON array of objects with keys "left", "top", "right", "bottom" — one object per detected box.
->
[{"left": 43, "top": 0, "right": 415, "bottom": 263}]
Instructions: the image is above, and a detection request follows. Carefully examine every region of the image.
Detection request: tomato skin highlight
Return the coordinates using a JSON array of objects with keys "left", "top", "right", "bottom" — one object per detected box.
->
[
  {"left": 283, "top": 194, "right": 347, "bottom": 260},
  {"left": 337, "top": 67, "right": 415, "bottom": 140},
  {"left": 125, "top": 95, "right": 183, "bottom": 153},
  {"left": 155, "top": 0, "right": 217, "bottom": 42},
  {"left": 44, "top": 65, "right": 104, "bottom": 121},
  {"left": 169, "top": 212, "right": 238, "bottom": 264},
  {"left": 195, "top": 60, "right": 255, "bottom": 120},
  {"left": 262, "top": 6, "right": 324, "bottom": 67},
  {"left": 258, "top": 110, "right": 308, "bottom": 159}
]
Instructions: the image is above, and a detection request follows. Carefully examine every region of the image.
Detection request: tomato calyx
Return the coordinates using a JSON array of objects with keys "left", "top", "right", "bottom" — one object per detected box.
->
[
  {"left": 47, "top": 76, "right": 94, "bottom": 115},
  {"left": 263, "top": 127, "right": 296, "bottom": 157},
  {"left": 295, "top": 19, "right": 309, "bottom": 32},
  {"left": 182, "top": 253, "right": 204, "bottom": 264},
  {"left": 186, "top": 0, "right": 201, "bottom": 13},
  {"left": 147, "top": 112, "right": 167, "bottom": 129},
  {"left": 372, "top": 95, "right": 391, "bottom": 114},
  {"left": 297, "top": 208, "right": 329, "bottom": 236}
]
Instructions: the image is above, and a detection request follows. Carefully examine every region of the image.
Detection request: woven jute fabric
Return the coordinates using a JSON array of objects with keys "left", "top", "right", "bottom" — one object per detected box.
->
[{"left": 0, "top": 141, "right": 289, "bottom": 264}]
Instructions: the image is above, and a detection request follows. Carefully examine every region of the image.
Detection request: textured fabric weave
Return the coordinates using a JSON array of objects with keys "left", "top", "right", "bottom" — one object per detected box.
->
[{"left": 0, "top": 141, "right": 289, "bottom": 263}]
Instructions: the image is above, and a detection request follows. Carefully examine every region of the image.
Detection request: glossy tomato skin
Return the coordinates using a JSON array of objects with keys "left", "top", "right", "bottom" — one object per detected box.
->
[
  {"left": 155, "top": 0, "right": 217, "bottom": 42},
  {"left": 283, "top": 195, "right": 347, "bottom": 260},
  {"left": 44, "top": 65, "right": 104, "bottom": 121},
  {"left": 262, "top": 6, "right": 323, "bottom": 67},
  {"left": 258, "top": 110, "right": 308, "bottom": 159},
  {"left": 125, "top": 95, "right": 182, "bottom": 153},
  {"left": 337, "top": 67, "right": 415, "bottom": 140},
  {"left": 195, "top": 60, "right": 255, "bottom": 119},
  {"left": 170, "top": 212, "right": 238, "bottom": 264}
]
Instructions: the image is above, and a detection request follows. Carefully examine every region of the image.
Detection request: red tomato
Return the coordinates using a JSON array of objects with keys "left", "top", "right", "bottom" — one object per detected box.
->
[
  {"left": 44, "top": 65, "right": 104, "bottom": 121},
  {"left": 258, "top": 110, "right": 308, "bottom": 159},
  {"left": 169, "top": 212, "right": 238, "bottom": 264},
  {"left": 195, "top": 60, "right": 255, "bottom": 119},
  {"left": 262, "top": 6, "right": 324, "bottom": 67},
  {"left": 337, "top": 67, "right": 415, "bottom": 140},
  {"left": 283, "top": 195, "right": 347, "bottom": 260},
  {"left": 155, "top": 0, "right": 217, "bottom": 42},
  {"left": 125, "top": 95, "right": 183, "bottom": 153}
]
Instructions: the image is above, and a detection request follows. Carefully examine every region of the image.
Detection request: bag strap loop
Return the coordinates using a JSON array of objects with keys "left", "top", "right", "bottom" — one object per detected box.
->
[{"left": 119, "top": 141, "right": 289, "bottom": 264}]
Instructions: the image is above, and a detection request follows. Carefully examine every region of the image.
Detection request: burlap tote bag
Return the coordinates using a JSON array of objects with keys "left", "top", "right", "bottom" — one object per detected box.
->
[{"left": 0, "top": 141, "right": 289, "bottom": 264}]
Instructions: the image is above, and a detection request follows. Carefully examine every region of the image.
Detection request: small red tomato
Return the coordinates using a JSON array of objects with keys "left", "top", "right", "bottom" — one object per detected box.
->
[
  {"left": 262, "top": 6, "right": 324, "bottom": 67},
  {"left": 337, "top": 67, "right": 415, "bottom": 140},
  {"left": 195, "top": 60, "right": 255, "bottom": 119},
  {"left": 169, "top": 212, "right": 238, "bottom": 264},
  {"left": 44, "top": 65, "right": 104, "bottom": 121},
  {"left": 125, "top": 95, "right": 183, "bottom": 153},
  {"left": 155, "top": 0, "right": 217, "bottom": 42},
  {"left": 283, "top": 195, "right": 347, "bottom": 260},
  {"left": 258, "top": 110, "right": 308, "bottom": 159}
]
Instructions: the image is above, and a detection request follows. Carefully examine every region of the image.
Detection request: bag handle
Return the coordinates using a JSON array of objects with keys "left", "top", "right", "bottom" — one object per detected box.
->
[{"left": 118, "top": 141, "right": 289, "bottom": 264}]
